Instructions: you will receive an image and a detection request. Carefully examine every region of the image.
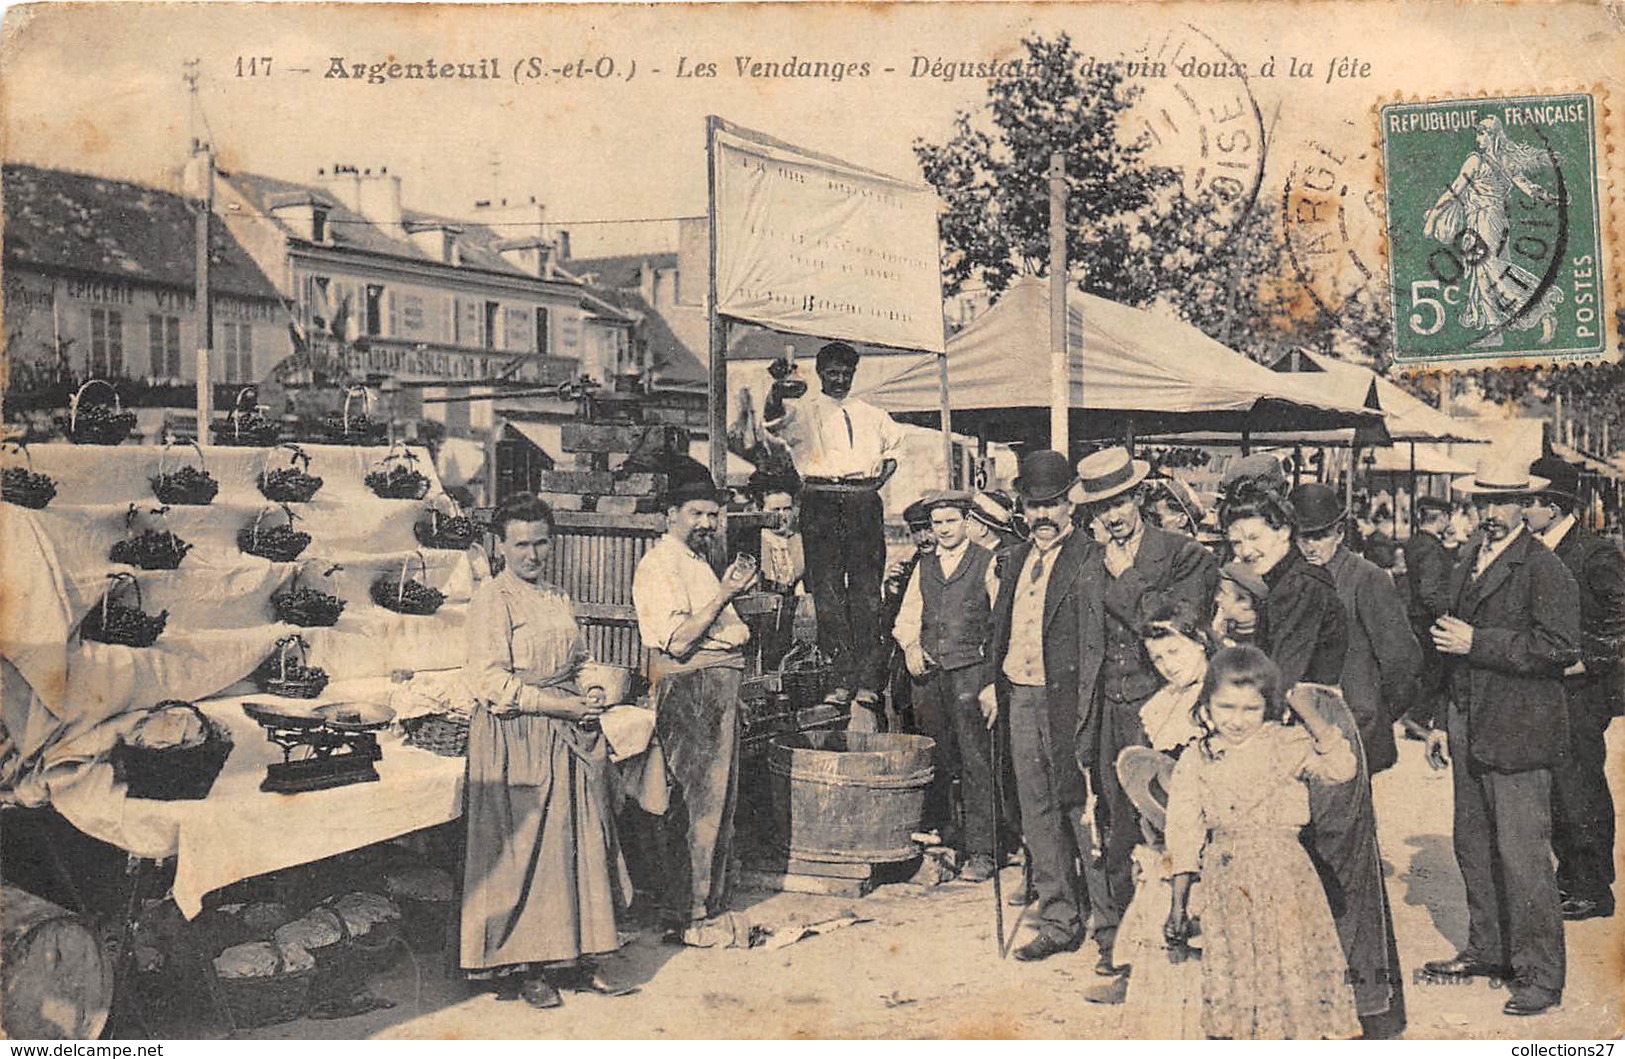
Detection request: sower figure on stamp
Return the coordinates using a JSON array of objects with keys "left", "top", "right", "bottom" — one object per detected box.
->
[
  {"left": 977, "top": 450, "right": 1106, "bottom": 962},
  {"left": 1527, "top": 456, "right": 1623, "bottom": 923},
  {"left": 1071, "top": 447, "right": 1217, "bottom": 979},
  {"left": 1422, "top": 451, "right": 1579, "bottom": 1017},
  {"left": 1401, "top": 495, "right": 1457, "bottom": 739},
  {"left": 764, "top": 340, "right": 905, "bottom": 728},
  {"left": 633, "top": 458, "right": 758, "bottom": 947},
  {"left": 892, "top": 490, "right": 1007, "bottom": 882}
]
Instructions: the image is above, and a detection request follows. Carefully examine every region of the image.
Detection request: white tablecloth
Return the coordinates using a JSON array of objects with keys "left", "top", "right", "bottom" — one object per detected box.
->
[{"left": 50, "top": 678, "right": 464, "bottom": 918}]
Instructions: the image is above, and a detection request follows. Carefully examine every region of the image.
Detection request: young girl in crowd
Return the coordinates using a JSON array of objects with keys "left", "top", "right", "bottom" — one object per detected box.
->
[
  {"left": 1163, "top": 646, "right": 1361, "bottom": 1040},
  {"left": 1210, "top": 561, "right": 1267, "bottom": 649}
]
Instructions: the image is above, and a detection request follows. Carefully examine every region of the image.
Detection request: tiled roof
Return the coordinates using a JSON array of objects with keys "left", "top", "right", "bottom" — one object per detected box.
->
[
  {"left": 2, "top": 163, "right": 283, "bottom": 301},
  {"left": 221, "top": 169, "right": 573, "bottom": 283},
  {"left": 561, "top": 252, "right": 678, "bottom": 291},
  {"left": 593, "top": 287, "right": 707, "bottom": 384}
]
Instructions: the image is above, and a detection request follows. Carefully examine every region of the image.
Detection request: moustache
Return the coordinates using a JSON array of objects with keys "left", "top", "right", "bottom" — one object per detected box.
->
[{"left": 1029, "top": 518, "right": 1059, "bottom": 531}]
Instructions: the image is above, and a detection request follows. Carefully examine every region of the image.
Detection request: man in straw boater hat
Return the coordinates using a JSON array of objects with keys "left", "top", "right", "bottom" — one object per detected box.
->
[
  {"left": 1068, "top": 446, "right": 1217, "bottom": 981},
  {"left": 977, "top": 450, "right": 1106, "bottom": 961},
  {"left": 891, "top": 489, "right": 1009, "bottom": 881},
  {"left": 1421, "top": 450, "right": 1580, "bottom": 1017},
  {"left": 1525, "top": 456, "right": 1624, "bottom": 922},
  {"left": 632, "top": 457, "right": 758, "bottom": 946}
]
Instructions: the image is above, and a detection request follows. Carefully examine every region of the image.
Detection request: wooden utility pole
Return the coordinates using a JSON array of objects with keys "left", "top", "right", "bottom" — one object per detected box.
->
[
  {"left": 706, "top": 115, "right": 728, "bottom": 486},
  {"left": 1048, "top": 152, "right": 1069, "bottom": 454},
  {"left": 185, "top": 61, "right": 213, "bottom": 438}
]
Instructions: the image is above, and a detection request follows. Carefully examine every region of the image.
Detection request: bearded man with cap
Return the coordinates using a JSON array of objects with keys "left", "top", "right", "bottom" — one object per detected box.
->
[
  {"left": 1421, "top": 451, "right": 1580, "bottom": 1017},
  {"left": 1526, "top": 456, "right": 1624, "bottom": 922},
  {"left": 633, "top": 458, "right": 758, "bottom": 945},
  {"left": 1290, "top": 482, "right": 1423, "bottom": 775},
  {"left": 892, "top": 490, "right": 1006, "bottom": 879},
  {"left": 1070, "top": 446, "right": 1218, "bottom": 976},
  {"left": 977, "top": 450, "right": 1106, "bottom": 961}
]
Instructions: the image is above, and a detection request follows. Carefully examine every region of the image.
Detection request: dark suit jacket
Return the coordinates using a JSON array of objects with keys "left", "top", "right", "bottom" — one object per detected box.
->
[
  {"left": 1550, "top": 522, "right": 1625, "bottom": 714},
  {"left": 1447, "top": 528, "right": 1580, "bottom": 771},
  {"left": 1261, "top": 548, "right": 1348, "bottom": 688},
  {"left": 1326, "top": 546, "right": 1423, "bottom": 774},
  {"left": 1075, "top": 524, "right": 1218, "bottom": 764},
  {"left": 1403, "top": 529, "right": 1454, "bottom": 629},
  {"left": 984, "top": 530, "right": 1093, "bottom": 806}
]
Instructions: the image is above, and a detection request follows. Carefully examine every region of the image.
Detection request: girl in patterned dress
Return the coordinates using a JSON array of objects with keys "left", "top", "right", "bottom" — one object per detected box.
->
[{"left": 1162, "top": 646, "right": 1361, "bottom": 1040}]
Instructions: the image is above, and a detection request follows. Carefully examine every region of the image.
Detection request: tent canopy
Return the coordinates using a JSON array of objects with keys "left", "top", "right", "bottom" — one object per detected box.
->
[
  {"left": 1271, "top": 350, "right": 1487, "bottom": 444},
  {"left": 858, "top": 278, "right": 1385, "bottom": 444}
]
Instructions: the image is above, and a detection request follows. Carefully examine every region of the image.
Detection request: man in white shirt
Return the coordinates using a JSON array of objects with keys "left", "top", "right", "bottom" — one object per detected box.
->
[
  {"left": 632, "top": 458, "right": 757, "bottom": 946},
  {"left": 765, "top": 341, "right": 906, "bottom": 721},
  {"left": 892, "top": 490, "right": 1004, "bottom": 881}
]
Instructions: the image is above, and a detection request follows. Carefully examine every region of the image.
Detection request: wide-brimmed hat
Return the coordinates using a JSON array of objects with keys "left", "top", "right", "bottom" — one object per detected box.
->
[
  {"left": 968, "top": 490, "right": 1016, "bottom": 533},
  {"left": 1453, "top": 450, "right": 1549, "bottom": 497},
  {"left": 1116, "top": 747, "right": 1176, "bottom": 837},
  {"left": 1530, "top": 455, "right": 1580, "bottom": 505},
  {"left": 1287, "top": 483, "right": 1347, "bottom": 535},
  {"left": 1220, "top": 453, "right": 1289, "bottom": 497},
  {"left": 1069, "top": 446, "right": 1152, "bottom": 505},
  {"left": 1013, "top": 450, "right": 1077, "bottom": 504},
  {"left": 661, "top": 456, "right": 730, "bottom": 507}
]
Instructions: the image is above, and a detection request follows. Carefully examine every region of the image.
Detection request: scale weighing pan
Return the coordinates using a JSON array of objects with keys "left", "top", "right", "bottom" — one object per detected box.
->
[
  {"left": 243, "top": 700, "right": 325, "bottom": 729},
  {"left": 314, "top": 702, "right": 395, "bottom": 731}
]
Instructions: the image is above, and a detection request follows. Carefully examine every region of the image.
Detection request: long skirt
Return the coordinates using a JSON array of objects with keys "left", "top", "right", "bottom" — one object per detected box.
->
[
  {"left": 1116, "top": 845, "right": 1203, "bottom": 1039},
  {"left": 460, "top": 705, "right": 630, "bottom": 973},
  {"left": 1198, "top": 828, "right": 1361, "bottom": 1040}
]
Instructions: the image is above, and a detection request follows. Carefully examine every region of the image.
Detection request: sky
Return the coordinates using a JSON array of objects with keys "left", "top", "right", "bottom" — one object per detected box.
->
[{"left": 3, "top": 1, "right": 1621, "bottom": 269}]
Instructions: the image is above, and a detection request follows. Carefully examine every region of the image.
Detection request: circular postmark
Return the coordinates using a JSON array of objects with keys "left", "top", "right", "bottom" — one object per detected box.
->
[
  {"left": 1280, "top": 134, "right": 1386, "bottom": 331},
  {"left": 1122, "top": 23, "right": 1269, "bottom": 269}
]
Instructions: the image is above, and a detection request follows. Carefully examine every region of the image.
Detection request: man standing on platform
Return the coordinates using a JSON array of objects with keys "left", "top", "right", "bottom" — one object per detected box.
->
[
  {"left": 1526, "top": 457, "right": 1624, "bottom": 922},
  {"left": 892, "top": 490, "right": 1004, "bottom": 881},
  {"left": 978, "top": 450, "right": 1102, "bottom": 962},
  {"left": 1071, "top": 447, "right": 1217, "bottom": 980},
  {"left": 1423, "top": 453, "right": 1579, "bottom": 1017},
  {"left": 766, "top": 341, "right": 905, "bottom": 728},
  {"left": 1291, "top": 482, "right": 1423, "bottom": 775},
  {"left": 1401, "top": 496, "right": 1457, "bottom": 738},
  {"left": 633, "top": 459, "right": 758, "bottom": 947}
]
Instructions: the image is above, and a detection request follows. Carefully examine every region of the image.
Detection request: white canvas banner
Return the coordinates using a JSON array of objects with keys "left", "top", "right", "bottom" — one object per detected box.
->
[{"left": 712, "top": 120, "right": 947, "bottom": 353}]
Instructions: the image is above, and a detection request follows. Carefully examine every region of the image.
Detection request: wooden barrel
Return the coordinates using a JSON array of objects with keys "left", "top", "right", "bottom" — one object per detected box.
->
[
  {"left": 767, "top": 732, "right": 935, "bottom": 863},
  {"left": 1, "top": 885, "right": 113, "bottom": 1040}
]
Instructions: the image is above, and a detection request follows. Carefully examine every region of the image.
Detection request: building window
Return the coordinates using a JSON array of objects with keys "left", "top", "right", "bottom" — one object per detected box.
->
[
  {"left": 312, "top": 207, "right": 328, "bottom": 243},
  {"left": 148, "top": 314, "right": 181, "bottom": 379},
  {"left": 222, "top": 322, "right": 253, "bottom": 382},
  {"left": 484, "top": 301, "right": 499, "bottom": 351},
  {"left": 365, "top": 285, "right": 384, "bottom": 336},
  {"left": 535, "top": 307, "right": 550, "bottom": 356},
  {"left": 89, "top": 309, "right": 124, "bottom": 377}
]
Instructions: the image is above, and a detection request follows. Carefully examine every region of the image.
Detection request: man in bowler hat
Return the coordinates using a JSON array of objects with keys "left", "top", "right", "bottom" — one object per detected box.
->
[
  {"left": 1525, "top": 456, "right": 1624, "bottom": 922},
  {"left": 1422, "top": 451, "right": 1579, "bottom": 1017},
  {"left": 977, "top": 450, "right": 1103, "bottom": 961}
]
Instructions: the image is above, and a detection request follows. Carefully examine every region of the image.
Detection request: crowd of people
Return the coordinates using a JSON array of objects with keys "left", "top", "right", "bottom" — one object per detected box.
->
[{"left": 450, "top": 339, "right": 1623, "bottom": 1038}]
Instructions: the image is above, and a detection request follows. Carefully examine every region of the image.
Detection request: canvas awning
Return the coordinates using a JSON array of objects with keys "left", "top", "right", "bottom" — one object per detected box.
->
[
  {"left": 857, "top": 278, "right": 1385, "bottom": 444},
  {"left": 1271, "top": 349, "right": 1487, "bottom": 444}
]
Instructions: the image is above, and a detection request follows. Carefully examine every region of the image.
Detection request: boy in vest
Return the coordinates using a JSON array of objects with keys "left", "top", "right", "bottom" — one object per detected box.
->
[{"left": 892, "top": 490, "right": 1004, "bottom": 881}]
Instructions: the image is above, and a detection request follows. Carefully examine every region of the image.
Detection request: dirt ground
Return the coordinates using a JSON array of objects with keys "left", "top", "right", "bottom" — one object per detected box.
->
[{"left": 225, "top": 721, "right": 1623, "bottom": 1041}]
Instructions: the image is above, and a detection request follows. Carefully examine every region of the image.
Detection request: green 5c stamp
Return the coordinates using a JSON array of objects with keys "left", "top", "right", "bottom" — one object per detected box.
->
[{"left": 1381, "top": 93, "right": 1606, "bottom": 362}]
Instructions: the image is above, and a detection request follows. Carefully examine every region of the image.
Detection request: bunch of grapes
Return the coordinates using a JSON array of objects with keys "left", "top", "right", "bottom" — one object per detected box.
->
[
  {"left": 150, "top": 465, "right": 219, "bottom": 505},
  {"left": 110, "top": 530, "right": 192, "bottom": 570},
  {"left": 365, "top": 465, "right": 430, "bottom": 500},
  {"left": 1, "top": 466, "right": 57, "bottom": 509},
  {"left": 271, "top": 586, "right": 346, "bottom": 627},
  {"left": 414, "top": 512, "right": 478, "bottom": 550}
]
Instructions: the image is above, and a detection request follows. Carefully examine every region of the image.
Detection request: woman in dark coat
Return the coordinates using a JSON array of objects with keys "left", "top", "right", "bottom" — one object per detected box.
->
[{"left": 1218, "top": 477, "right": 1405, "bottom": 1038}]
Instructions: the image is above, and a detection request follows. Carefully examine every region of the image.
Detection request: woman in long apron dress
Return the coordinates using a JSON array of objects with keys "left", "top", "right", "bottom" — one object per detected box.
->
[{"left": 460, "top": 493, "right": 638, "bottom": 1008}]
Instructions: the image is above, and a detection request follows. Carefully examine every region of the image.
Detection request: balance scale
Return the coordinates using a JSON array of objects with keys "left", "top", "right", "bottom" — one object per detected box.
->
[{"left": 243, "top": 701, "right": 394, "bottom": 794}]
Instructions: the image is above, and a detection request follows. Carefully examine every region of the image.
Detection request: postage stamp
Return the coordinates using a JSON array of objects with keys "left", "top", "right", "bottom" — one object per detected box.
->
[{"left": 1380, "top": 92, "right": 1607, "bottom": 364}]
